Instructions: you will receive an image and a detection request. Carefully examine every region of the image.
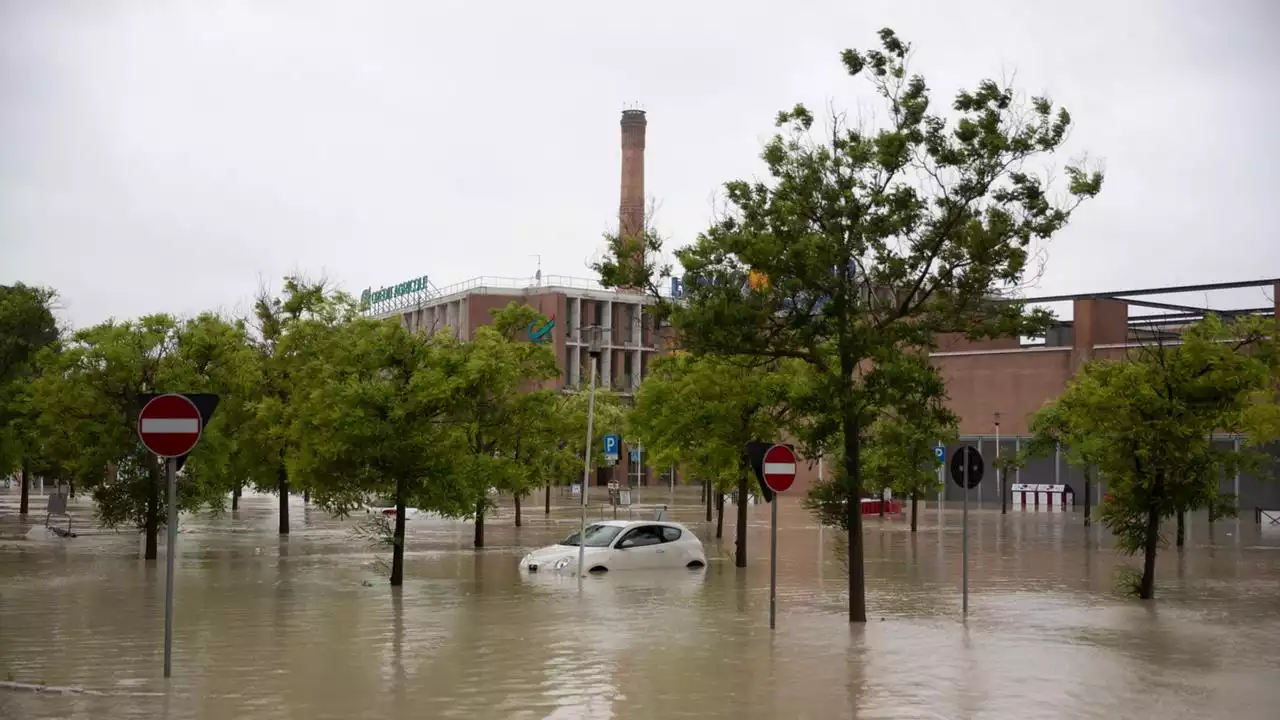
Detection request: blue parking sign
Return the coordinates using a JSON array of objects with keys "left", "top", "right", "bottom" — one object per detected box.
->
[
  {"left": 933, "top": 445, "right": 946, "bottom": 464},
  {"left": 603, "top": 434, "right": 620, "bottom": 458}
]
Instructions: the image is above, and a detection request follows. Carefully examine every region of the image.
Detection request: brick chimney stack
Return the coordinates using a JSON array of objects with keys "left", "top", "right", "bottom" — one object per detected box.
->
[{"left": 619, "top": 109, "right": 647, "bottom": 242}]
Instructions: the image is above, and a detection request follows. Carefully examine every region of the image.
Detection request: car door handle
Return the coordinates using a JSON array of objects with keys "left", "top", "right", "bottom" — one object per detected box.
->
[{"left": 656, "top": 549, "right": 665, "bottom": 553}]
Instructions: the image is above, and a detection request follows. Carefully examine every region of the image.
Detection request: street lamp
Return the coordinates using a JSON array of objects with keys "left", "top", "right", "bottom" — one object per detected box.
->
[
  {"left": 994, "top": 412, "right": 1004, "bottom": 515},
  {"left": 578, "top": 325, "right": 603, "bottom": 587}
]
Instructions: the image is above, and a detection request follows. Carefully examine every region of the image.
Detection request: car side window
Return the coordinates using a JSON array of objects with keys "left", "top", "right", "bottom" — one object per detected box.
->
[
  {"left": 619, "top": 526, "right": 663, "bottom": 548},
  {"left": 660, "top": 526, "right": 681, "bottom": 543}
]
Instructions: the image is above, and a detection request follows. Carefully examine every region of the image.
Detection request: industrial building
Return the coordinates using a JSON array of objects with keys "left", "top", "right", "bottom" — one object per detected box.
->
[{"left": 363, "top": 108, "right": 1280, "bottom": 511}]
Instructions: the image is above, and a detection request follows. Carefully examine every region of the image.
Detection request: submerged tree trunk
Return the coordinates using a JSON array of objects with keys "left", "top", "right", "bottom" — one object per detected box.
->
[
  {"left": 735, "top": 469, "right": 749, "bottom": 567},
  {"left": 705, "top": 480, "right": 713, "bottom": 522},
  {"left": 715, "top": 492, "right": 725, "bottom": 539},
  {"left": 514, "top": 493, "right": 523, "bottom": 527},
  {"left": 910, "top": 491, "right": 919, "bottom": 533},
  {"left": 232, "top": 484, "right": 241, "bottom": 511},
  {"left": 144, "top": 459, "right": 161, "bottom": 560},
  {"left": 1139, "top": 476, "right": 1163, "bottom": 600},
  {"left": 544, "top": 484, "right": 551, "bottom": 515},
  {"left": 19, "top": 463, "right": 30, "bottom": 516},
  {"left": 474, "top": 501, "right": 486, "bottom": 548},
  {"left": 1176, "top": 510, "right": 1186, "bottom": 548},
  {"left": 843, "top": 410, "right": 866, "bottom": 623},
  {"left": 277, "top": 463, "right": 291, "bottom": 535},
  {"left": 390, "top": 476, "right": 407, "bottom": 586},
  {"left": 1083, "top": 471, "right": 1092, "bottom": 526}
]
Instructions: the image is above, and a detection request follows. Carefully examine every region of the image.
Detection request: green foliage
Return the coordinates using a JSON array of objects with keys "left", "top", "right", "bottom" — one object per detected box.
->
[
  {"left": 445, "top": 303, "right": 563, "bottom": 521},
  {"left": 0, "top": 284, "right": 60, "bottom": 473},
  {"left": 243, "top": 277, "right": 357, "bottom": 521},
  {"left": 289, "top": 315, "right": 465, "bottom": 515},
  {"left": 593, "top": 28, "right": 1101, "bottom": 620},
  {"left": 22, "top": 315, "right": 238, "bottom": 551},
  {"left": 1027, "top": 315, "right": 1280, "bottom": 598},
  {"left": 629, "top": 352, "right": 794, "bottom": 493}
]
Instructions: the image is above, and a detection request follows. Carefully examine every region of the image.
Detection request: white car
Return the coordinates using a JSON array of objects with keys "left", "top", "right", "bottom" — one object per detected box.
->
[{"left": 519, "top": 520, "right": 707, "bottom": 574}]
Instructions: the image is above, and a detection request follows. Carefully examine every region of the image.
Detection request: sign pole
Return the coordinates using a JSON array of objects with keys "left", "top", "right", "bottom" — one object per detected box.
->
[
  {"left": 770, "top": 497, "right": 778, "bottom": 630},
  {"left": 163, "top": 455, "right": 177, "bottom": 678},
  {"left": 578, "top": 353, "right": 597, "bottom": 589},
  {"left": 962, "top": 447, "right": 969, "bottom": 618}
]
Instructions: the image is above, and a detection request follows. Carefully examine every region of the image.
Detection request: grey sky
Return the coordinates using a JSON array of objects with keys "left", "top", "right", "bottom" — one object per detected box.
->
[{"left": 2, "top": 0, "right": 1277, "bottom": 328}]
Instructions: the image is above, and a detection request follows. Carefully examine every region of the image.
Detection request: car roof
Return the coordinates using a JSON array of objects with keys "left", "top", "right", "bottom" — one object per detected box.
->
[{"left": 590, "top": 519, "right": 686, "bottom": 530}]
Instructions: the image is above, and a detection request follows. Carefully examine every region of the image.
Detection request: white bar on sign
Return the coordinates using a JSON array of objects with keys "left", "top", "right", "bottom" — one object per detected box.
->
[
  {"left": 141, "top": 419, "right": 199, "bottom": 434},
  {"left": 763, "top": 463, "right": 796, "bottom": 476}
]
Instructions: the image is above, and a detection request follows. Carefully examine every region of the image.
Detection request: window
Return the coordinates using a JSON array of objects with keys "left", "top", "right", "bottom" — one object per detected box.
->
[
  {"left": 660, "top": 526, "right": 682, "bottom": 542},
  {"left": 560, "top": 523, "right": 624, "bottom": 548},
  {"left": 618, "top": 525, "right": 664, "bottom": 548}
]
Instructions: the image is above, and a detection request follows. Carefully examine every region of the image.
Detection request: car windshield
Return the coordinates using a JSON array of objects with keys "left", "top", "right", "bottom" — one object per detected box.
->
[{"left": 559, "top": 524, "right": 623, "bottom": 548}]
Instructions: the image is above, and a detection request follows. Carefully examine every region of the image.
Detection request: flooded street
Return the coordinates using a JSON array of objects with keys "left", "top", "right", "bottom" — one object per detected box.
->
[{"left": 2, "top": 489, "right": 1279, "bottom": 719}]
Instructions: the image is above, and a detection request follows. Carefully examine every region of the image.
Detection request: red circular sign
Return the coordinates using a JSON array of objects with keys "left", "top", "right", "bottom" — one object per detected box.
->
[
  {"left": 138, "top": 394, "right": 203, "bottom": 457},
  {"left": 763, "top": 444, "right": 797, "bottom": 493}
]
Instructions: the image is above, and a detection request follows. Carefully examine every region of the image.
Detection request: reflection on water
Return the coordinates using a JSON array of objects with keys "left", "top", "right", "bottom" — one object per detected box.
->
[{"left": 2, "top": 490, "right": 1278, "bottom": 719}]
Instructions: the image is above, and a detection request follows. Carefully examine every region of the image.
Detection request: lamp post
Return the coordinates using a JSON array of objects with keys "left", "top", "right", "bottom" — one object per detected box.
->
[
  {"left": 995, "top": 412, "right": 1004, "bottom": 515},
  {"left": 578, "top": 326, "right": 602, "bottom": 588}
]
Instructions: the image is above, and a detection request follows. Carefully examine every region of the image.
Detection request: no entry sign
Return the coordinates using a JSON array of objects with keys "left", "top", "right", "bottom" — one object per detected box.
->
[
  {"left": 138, "top": 393, "right": 203, "bottom": 458},
  {"left": 762, "top": 444, "right": 797, "bottom": 493}
]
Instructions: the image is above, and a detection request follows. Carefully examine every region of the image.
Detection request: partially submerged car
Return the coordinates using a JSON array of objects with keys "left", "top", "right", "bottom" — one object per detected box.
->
[{"left": 519, "top": 520, "right": 707, "bottom": 574}]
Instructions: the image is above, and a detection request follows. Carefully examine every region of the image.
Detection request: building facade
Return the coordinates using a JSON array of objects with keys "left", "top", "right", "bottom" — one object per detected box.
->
[{"left": 368, "top": 273, "right": 672, "bottom": 488}]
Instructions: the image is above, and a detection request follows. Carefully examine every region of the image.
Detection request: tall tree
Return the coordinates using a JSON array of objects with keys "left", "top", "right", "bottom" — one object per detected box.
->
[
  {"left": 595, "top": 29, "right": 1102, "bottom": 621},
  {"left": 447, "top": 303, "right": 561, "bottom": 547},
  {"left": 248, "top": 277, "right": 355, "bottom": 535},
  {"left": 629, "top": 352, "right": 793, "bottom": 558},
  {"left": 0, "top": 284, "right": 60, "bottom": 515},
  {"left": 289, "top": 315, "right": 467, "bottom": 586},
  {"left": 1027, "top": 315, "right": 1279, "bottom": 599}
]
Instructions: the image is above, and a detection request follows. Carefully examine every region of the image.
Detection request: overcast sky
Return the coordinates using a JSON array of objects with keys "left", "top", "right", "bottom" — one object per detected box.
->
[{"left": 2, "top": 0, "right": 1278, "bottom": 328}]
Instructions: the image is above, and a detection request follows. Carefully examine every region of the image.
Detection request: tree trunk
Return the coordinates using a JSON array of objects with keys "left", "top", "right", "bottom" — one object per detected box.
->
[
  {"left": 1139, "top": 477, "right": 1162, "bottom": 600},
  {"left": 19, "top": 463, "right": 30, "bottom": 516},
  {"left": 544, "top": 484, "right": 551, "bottom": 515},
  {"left": 277, "top": 463, "right": 290, "bottom": 535},
  {"left": 473, "top": 501, "right": 485, "bottom": 548},
  {"left": 843, "top": 409, "right": 866, "bottom": 623},
  {"left": 735, "top": 468, "right": 749, "bottom": 567},
  {"left": 1083, "top": 472, "right": 1091, "bottom": 527},
  {"left": 144, "top": 459, "right": 160, "bottom": 560},
  {"left": 879, "top": 489, "right": 885, "bottom": 518},
  {"left": 232, "top": 484, "right": 241, "bottom": 512},
  {"left": 705, "top": 479, "right": 713, "bottom": 522},
  {"left": 1176, "top": 510, "right": 1185, "bottom": 548},
  {"left": 303, "top": 488, "right": 310, "bottom": 504},
  {"left": 514, "top": 493, "right": 523, "bottom": 528},
  {"left": 390, "top": 476, "right": 407, "bottom": 586},
  {"left": 715, "top": 491, "right": 725, "bottom": 539},
  {"left": 910, "top": 491, "right": 919, "bottom": 533}
]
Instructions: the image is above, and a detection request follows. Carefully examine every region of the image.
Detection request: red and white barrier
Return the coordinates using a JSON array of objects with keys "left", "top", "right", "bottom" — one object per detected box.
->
[{"left": 1011, "top": 483, "right": 1073, "bottom": 511}]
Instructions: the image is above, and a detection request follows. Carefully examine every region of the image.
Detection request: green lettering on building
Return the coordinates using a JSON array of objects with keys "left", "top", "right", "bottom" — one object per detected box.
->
[{"left": 361, "top": 275, "right": 429, "bottom": 306}]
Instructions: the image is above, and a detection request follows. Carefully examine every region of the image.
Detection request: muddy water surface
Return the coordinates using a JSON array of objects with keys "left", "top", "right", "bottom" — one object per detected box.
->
[{"left": 2, "top": 489, "right": 1278, "bottom": 719}]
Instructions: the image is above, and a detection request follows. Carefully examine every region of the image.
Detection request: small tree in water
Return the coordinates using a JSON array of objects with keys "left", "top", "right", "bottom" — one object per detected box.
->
[{"left": 1027, "top": 315, "right": 1279, "bottom": 599}]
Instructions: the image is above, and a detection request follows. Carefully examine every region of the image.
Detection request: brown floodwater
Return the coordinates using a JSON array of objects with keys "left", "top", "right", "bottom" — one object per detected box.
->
[{"left": 2, "top": 488, "right": 1278, "bottom": 719}]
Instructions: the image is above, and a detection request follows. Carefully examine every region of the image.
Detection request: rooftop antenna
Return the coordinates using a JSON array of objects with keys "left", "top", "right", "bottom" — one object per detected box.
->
[{"left": 530, "top": 254, "right": 542, "bottom": 285}]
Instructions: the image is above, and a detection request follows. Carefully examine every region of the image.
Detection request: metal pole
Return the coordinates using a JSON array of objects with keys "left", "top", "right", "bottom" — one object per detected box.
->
[
  {"left": 962, "top": 447, "right": 969, "bottom": 618},
  {"left": 996, "top": 422, "right": 1004, "bottom": 515},
  {"left": 578, "top": 354, "right": 597, "bottom": 588},
  {"left": 163, "top": 456, "right": 177, "bottom": 678},
  {"left": 769, "top": 495, "right": 778, "bottom": 630}
]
